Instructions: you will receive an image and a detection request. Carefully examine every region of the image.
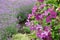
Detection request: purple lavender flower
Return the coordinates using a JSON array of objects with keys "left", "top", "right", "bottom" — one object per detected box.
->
[
  {"left": 46, "top": 15, "right": 51, "bottom": 23},
  {"left": 38, "top": 0, "right": 44, "bottom": 2}
]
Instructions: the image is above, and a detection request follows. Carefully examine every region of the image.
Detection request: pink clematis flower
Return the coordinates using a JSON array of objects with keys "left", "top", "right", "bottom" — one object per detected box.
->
[
  {"left": 46, "top": 15, "right": 51, "bottom": 23},
  {"left": 32, "top": 6, "right": 37, "bottom": 14},
  {"left": 40, "top": 4, "right": 46, "bottom": 9},
  {"left": 50, "top": 11, "right": 57, "bottom": 18},
  {"left": 28, "top": 14, "right": 34, "bottom": 19},
  {"left": 43, "top": 10, "right": 49, "bottom": 16},
  {"left": 35, "top": 14, "right": 44, "bottom": 20}
]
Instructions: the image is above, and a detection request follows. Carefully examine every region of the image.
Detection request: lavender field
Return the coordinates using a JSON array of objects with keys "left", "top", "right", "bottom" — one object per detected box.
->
[
  {"left": 0, "top": 0, "right": 36, "bottom": 40},
  {"left": 0, "top": 0, "right": 36, "bottom": 28}
]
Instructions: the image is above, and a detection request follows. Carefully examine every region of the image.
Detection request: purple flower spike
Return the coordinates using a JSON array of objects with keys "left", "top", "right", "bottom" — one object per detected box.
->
[
  {"left": 46, "top": 16, "right": 51, "bottom": 23},
  {"left": 38, "top": 0, "right": 44, "bottom": 2}
]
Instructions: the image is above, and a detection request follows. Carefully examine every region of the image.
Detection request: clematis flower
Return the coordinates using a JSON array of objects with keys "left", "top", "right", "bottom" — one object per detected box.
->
[
  {"left": 48, "top": 8, "right": 53, "bottom": 12},
  {"left": 28, "top": 14, "right": 34, "bottom": 19},
  {"left": 44, "top": 26, "right": 51, "bottom": 32},
  {"left": 43, "top": 10, "right": 49, "bottom": 16},
  {"left": 30, "top": 25, "right": 36, "bottom": 31},
  {"left": 50, "top": 11, "right": 57, "bottom": 18},
  {"left": 35, "top": 14, "right": 44, "bottom": 20},
  {"left": 41, "top": 31, "right": 49, "bottom": 38},
  {"left": 25, "top": 21, "right": 31, "bottom": 27},
  {"left": 43, "top": 32, "right": 52, "bottom": 40},
  {"left": 40, "top": 4, "right": 46, "bottom": 9},
  {"left": 46, "top": 15, "right": 51, "bottom": 23},
  {"left": 38, "top": 0, "right": 44, "bottom": 2},
  {"left": 36, "top": 30, "right": 50, "bottom": 39},
  {"left": 36, "top": 24, "right": 43, "bottom": 31},
  {"left": 32, "top": 6, "right": 37, "bottom": 14}
]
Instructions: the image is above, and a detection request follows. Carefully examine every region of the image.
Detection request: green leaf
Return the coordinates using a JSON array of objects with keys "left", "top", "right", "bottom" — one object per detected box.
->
[
  {"left": 42, "top": 17, "right": 47, "bottom": 26},
  {"left": 29, "top": 32, "right": 37, "bottom": 38},
  {"left": 23, "top": 27, "right": 30, "bottom": 33},
  {"left": 34, "top": 20, "right": 39, "bottom": 25},
  {"left": 55, "top": 24, "right": 60, "bottom": 30}
]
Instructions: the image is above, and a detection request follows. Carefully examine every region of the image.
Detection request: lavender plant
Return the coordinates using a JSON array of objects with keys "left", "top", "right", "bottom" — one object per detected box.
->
[{"left": 25, "top": 0, "right": 60, "bottom": 40}]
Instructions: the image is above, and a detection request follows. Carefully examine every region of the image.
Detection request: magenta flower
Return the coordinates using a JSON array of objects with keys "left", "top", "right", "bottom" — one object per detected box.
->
[
  {"left": 25, "top": 21, "right": 31, "bottom": 26},
  {"left": 48, "top": 8, "right": 53, "bottom": 12},
  {"left": 44, "top": 26, "right": 51, "bottom": 32},
  {"left": 36, "top": 31, "right": 42, "bottom": 38},
  {"left": 43, "top": 10, "right": 49, "bottom": 16},
  {"left": 50, "top": 11, "right": 57, "bottom": 18},
  {"left": 32, "top": 6, "right": 37, "bottom": 14},
  {"left": 41, "top": 31, "right": 49, "bottom": 38},
  {"left": 36, "top": 31, "right": 50, "bottom": 39},
  {"left": 38, "top": 0, "right": 44, "bottom": 2},
  {"left": 35, "top": 14, "right": 44, "bottom": 20},
  {"left": 40, "top": 4, "right": 46, "bottom": 9},
  {"left": 30, "top": 26, "right": 36, "bottom": 30},
  {"left": 28, "top": 14, "right": 34, "bottom": 19},
  {"left": 36, "top": 24, "right": 43, "bottom": 30},
  {"left": 46, "top": 15, "right": 51, "bottom": 23},
  {"left": 43, "top": 32, "right": 52, "bottom": 40},
  {"left": 48, "top": 8, "right": 57, "bottom": 18}
]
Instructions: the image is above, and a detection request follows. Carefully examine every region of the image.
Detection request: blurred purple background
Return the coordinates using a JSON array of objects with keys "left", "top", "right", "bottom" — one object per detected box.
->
[{"left": 0, "top": 0, "right": 36, "bottom": 28}]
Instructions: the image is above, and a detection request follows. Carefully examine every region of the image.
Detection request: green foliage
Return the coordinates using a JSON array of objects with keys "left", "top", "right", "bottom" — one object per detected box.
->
[
  {"left": 51, "top": 21, "right": 60, "bottom": 40},
  {"left": 42, "top": 17, "right": 47, "bottom": 26},
  {"left": 12, "top": 33, "right": 30, "bottom": 40},
  {"left": 28, "top": 32, "right": 37, "bottom": 39},
  {"left": 5, "top": 26, "right": 18, "bottom": 37},
  {"left": 23, "top": 27, "right": 30, "bottom": 33},
  {"left": 17, "top": 10, "right": 32, "bottom": 23},
  {"left": 17, "top": 13, "right": 27, "bottom": 22},
  {"left": 34, "top": 20, "right": 39, "bottom": 25},
  {"left": 1, "top": 23, "right": 18, "bottom": 40},
  {"left": 46, "top": 0, "right": 57, "bottom": 4}
]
